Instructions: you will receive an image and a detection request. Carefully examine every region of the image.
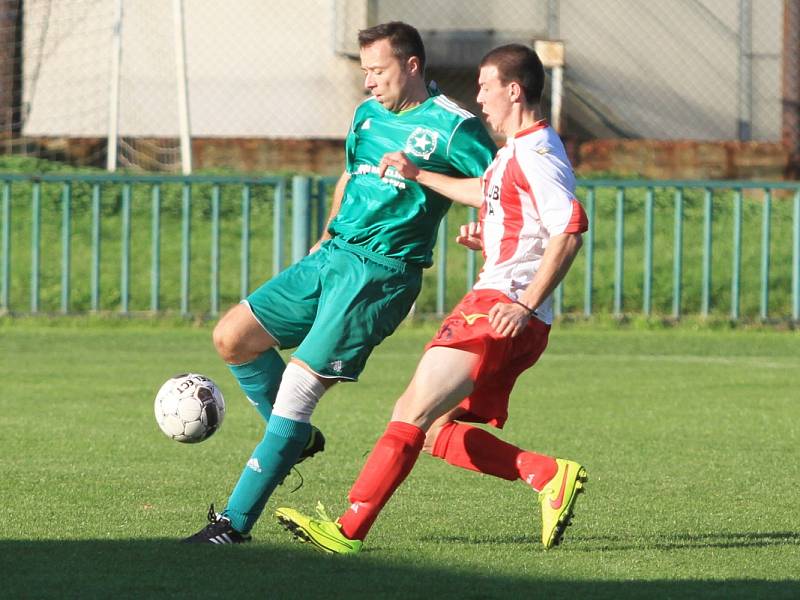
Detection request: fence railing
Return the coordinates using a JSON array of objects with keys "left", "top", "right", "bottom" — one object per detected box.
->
[
  {"left": 572, "top": 179, "right": 800, "bottom": 322},
  {"left": 1, "top": 173, "right": 799, "bottom": 321}
]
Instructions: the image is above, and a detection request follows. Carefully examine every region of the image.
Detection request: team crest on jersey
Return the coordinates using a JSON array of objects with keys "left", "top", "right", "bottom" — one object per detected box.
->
[{"left": 405, "top": 127, "right": 438, "bottom": 160}]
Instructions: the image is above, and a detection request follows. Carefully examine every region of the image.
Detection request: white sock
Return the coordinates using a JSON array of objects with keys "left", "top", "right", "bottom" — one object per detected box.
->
[{"left": 272, "top": 362, "right": 326, "bottom": 423}]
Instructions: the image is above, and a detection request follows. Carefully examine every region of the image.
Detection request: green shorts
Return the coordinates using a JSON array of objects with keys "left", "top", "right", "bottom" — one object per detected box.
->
[{"left": 245, "top": 238, "right": 422, "bottom": 380}]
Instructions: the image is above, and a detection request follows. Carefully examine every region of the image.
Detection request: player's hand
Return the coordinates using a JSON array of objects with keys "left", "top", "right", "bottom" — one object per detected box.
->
[
  {"left": 378, "top": 152, "right": 420, "bottom": 180},
  {"left": 488, "top": 302, "right": 530, "bottom": 338},
  {"left": 308, "top": 233, "right": 331, "bottom": 255},
  {"left": 456, "top": 221, "right": 482, "bottom": 250}
]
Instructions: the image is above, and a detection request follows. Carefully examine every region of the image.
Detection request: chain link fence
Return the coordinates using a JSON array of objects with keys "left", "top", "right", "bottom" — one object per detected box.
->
[{"left": 0, "top": 0, "right": 798, "bottom": 172}]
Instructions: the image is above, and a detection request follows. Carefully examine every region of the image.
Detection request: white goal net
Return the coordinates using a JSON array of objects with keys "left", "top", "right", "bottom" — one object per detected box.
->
[{"left": 1, "top": 0, "right": 184, "bottom": 171}]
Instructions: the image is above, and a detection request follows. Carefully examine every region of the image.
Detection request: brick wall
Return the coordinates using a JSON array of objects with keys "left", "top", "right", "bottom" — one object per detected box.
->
[
  {"left": 12, "top": 136, "right": 800, "bottom": 180},
  {"left": 573, "top": 139, "right": 795, "bottom": 180}
]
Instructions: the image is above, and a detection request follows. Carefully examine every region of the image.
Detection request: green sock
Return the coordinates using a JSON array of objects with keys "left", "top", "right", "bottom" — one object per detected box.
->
[
  {"left": 229, "top": 349, "right": 284, "bottom": 422},
  {"left": 224, "top": 415, "right": 311, "bottom": 533}
]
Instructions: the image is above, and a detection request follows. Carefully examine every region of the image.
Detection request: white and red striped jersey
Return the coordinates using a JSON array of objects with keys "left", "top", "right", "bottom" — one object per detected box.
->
[{"left": 474, "top": 120, "right": 588, "bottom": 324}]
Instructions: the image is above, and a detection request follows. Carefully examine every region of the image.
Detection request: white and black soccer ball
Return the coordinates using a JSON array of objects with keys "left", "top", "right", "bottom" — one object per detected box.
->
[{"left": 154, "top": 373, "right": 225, "bottom": 443}]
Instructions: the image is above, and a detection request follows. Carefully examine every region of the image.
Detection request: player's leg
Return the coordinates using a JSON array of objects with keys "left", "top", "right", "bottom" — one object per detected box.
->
[
  {"left": 214, "top": 262, "right": 329, "bottom": 463},
  {"left": 419, "top": 312, "right": 559, "bottom": 490},
  {"left": 276, "top": 346, "right": 478, "bottom": 553},
  {"left": 421, "top": 404, "right": 470, "bottom": 453},
  {"left": 219, "top": 248, "right": 341, "bottom": 535},
  {"left": 424, "top": 322, "right": 587, "bottom": 549},
  {"left": 224, "top": 358, "right": 336, "bottom": 533},
  {"left": 190, "top": 364, "right": 330, "bottom": 542},
  {"left": 391, "top": 345, "right": 478, "bottom": 428},
  {"left": 428, "top": 418, "right": 558, "bottom": 491},
  {"left": 238, "top": 246, "right": 420, "bottom": 542},
  {"left": 418, "top": 397, "right": 560, "bottom": 494},
  {"left": 185, "top": 253, "right": 331, "bottom": 543},
  {"left": 429, "top": 414, "right": 587, "bottom": 549},
  {"left": 212, "top": 242, "right": 335, "bottom": 425},
  {"left": 213, "top": 302, "right": 283, "bottom": 422},
  {"left": 332, "top": 346, "right": 479, "bottom": 542},
  {"left": 208, "top": 314, "right": 327, "bottom": 538}
]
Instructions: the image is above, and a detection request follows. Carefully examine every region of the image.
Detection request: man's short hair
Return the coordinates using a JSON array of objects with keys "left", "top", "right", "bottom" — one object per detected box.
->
[
  {"left": 480, "top": 44, "right": 545, "bottom": 105},
  {"left": 358, "top": 21, "right": 426, "bottom": 71}
]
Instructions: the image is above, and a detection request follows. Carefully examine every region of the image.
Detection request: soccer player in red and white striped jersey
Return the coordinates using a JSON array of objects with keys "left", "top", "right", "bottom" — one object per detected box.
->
[{"left": 276, "top": 43, "right": 589, "bottom": 553}]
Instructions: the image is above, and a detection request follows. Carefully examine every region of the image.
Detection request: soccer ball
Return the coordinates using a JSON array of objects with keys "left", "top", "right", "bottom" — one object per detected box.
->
[{"left": 154, "top": 373, "right": 225, "bottom": 443}]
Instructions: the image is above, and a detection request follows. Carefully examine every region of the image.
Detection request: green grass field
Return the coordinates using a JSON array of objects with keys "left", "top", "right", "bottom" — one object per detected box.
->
[{"left": 1, "top": 320, "right": 798, "bottom": 599}]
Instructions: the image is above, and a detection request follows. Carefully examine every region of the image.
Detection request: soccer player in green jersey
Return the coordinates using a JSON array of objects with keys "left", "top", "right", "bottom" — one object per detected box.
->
[{"left": 183, "top": 21, "right": 496, "bottom": 544}]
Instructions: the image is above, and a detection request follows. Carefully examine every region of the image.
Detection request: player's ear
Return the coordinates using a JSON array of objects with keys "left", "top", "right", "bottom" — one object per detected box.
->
[
  {"left": 508, "top": 81, "right": 523, "bottom": 103},
  {"left": 406, "top": 56, "right": 421, "bottom": 76}
]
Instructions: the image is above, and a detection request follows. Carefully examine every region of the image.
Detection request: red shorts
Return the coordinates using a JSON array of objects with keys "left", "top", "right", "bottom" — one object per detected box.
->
[{"left": 425, "top": 289, "right": 550, "bottom": 428}]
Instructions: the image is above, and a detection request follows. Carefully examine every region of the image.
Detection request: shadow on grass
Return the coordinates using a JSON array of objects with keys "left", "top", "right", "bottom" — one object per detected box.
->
[
  {"left": 2, "top": 539, "right": 799, "bottom": 599},
  {"left": 576, "top": 531, "right": 800, "bottom": 552},
  {"left": 427, "top": 531, "right": 800, "bottom": 552}
]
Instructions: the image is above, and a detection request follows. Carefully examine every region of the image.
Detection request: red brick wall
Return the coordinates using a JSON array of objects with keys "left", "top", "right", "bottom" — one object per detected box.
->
[
  {"left": 574, "top": 139, "right": 795, "bottom": 180},
  {"left": 11, "top": 136, "right": 800, "bottom": 180}
]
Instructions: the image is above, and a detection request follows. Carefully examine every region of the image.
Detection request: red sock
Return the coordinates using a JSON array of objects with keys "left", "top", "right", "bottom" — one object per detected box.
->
[
  {"left": 338, "top": 421, "right": 425, "bottom": 541},
  {"left": 431, "top": 421, "right": 557, "bottom": 491}
]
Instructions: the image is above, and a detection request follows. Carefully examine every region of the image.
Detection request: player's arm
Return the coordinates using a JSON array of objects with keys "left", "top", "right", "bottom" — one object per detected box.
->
[
  {"left": 417, "top": 170, "right": 482, "bottom": 208},
  {"left": 378, "top": 152, "right": 482, "bottom": 208},
  {"left": 516, "top": 232, "right": 583, "bottom": 314},
  {"left": 488, "top": 232, "right": 583, "bottom": 337},
  {"left": 310, "top": 171, "right": 350, "bottom": 253}
]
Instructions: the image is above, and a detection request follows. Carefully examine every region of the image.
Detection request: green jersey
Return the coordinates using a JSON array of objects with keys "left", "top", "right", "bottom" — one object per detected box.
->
[{"left": 330, "top": 93, "right": 496, "bottom": 267}]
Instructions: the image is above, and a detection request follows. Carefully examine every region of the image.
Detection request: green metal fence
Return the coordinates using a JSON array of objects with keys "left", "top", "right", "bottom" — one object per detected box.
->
[
  {"left": 1, "top": 173, "right": 799, "bottom": 321},
  {"left": 570, "top": 179, "right": 799, "bottom": 322}
]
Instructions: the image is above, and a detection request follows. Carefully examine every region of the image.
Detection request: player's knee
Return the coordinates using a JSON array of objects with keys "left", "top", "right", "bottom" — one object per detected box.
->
[
  {"left": 212, "top": 321, "right": 236, "bottom": 362},
  {"left": 212, "top": 317, "right": 252, "bottom": 364},
  {"left": 393, "top": 388, "right": 431, "bottom": 426},
  {"left": 392, "top": 403, "right": 430, "bottom": 432}
]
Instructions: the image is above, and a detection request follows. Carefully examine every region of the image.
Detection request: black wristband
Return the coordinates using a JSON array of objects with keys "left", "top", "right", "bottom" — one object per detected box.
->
[{"left": 512, "top": 299, "right": 538, "bottom": 317}]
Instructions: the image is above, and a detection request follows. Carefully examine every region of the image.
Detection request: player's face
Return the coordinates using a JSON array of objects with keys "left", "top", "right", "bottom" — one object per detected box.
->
[
  {"left": 360, "top": 39, "right": 416, "bottom": 112},
  {"left": 477, "top": 65, "right": 513, "bottom": 136}
]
